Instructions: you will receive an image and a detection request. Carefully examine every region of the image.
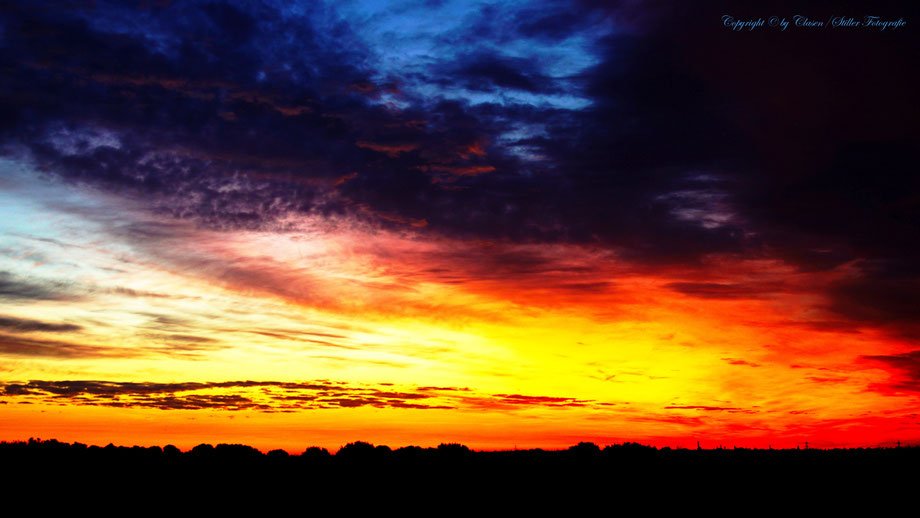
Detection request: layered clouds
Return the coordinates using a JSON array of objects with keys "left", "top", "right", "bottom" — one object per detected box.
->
[{"left": 1, "top": 0, "right": 918, "bottom": 449}]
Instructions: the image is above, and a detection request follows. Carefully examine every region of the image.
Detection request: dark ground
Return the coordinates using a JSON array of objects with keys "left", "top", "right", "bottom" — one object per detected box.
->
[{"left": 4, "top": 438, "right": 916, "bottom": 503}]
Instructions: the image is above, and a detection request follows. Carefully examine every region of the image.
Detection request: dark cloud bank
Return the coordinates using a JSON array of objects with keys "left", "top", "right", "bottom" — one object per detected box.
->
[{"left": 1, "top": 2, "right": 918, "bottom": 352}]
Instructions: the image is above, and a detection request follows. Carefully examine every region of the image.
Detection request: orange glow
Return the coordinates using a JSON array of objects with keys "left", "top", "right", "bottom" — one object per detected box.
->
[{"left": 2, "top": 198, "right": 917, "bottom": 451}]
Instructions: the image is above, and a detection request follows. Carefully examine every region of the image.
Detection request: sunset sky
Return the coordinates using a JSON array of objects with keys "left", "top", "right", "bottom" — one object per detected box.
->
[{"left": 1, "top": 0, "right": 918, "bottom": 452}]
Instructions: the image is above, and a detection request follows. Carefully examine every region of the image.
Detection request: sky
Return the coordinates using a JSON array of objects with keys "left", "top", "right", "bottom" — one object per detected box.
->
[{"left": 0, "top": 0, "right": 918, "bottom": 452}]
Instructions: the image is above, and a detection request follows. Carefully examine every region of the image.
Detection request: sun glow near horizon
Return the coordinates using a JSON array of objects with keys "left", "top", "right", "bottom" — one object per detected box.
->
[{"left": 1, "top": 163, "right": 915, "bottom": 451}]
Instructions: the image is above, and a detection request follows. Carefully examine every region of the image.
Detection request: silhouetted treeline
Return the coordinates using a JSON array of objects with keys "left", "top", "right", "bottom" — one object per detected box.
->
[
  {"left": 3, "top": 437, "right": 917, "bottom": 507},
  {"left": 2, "top": 437, "right": 917, "bottom": 461}
]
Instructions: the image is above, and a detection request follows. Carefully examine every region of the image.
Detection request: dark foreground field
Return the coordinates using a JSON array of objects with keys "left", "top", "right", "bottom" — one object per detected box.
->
[
  {"left": 4, "top": 438, "right": 917, "bottom": 500},
  {"left": 4, "top": 438, "right": 916, "bottom": 514}
]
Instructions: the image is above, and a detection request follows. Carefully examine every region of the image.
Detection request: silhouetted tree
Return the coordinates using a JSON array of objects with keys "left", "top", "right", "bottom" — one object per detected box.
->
[
  {"left": 190, "top": 444, "right": 215, "bottom": 457},
  {"left": 302, "top": 446, "right": 331, "bottom": 457},
  {"left": 568, "top": 442, "right": 601, "bottom": 457},
  {"left": 336, "top": 441, "right": 377, "bottom": 458},
  {"left": 374, "top": 445, "right": 392, "bottom": 456},
  {"left": 393, "top": 445, "right": 426, "bottom": 458},
  {"left": 214, "top": 443, "right": 262, "bottom": 458},
  {"left": 437, "top": 443, "right": 472, "bottom": 457}
]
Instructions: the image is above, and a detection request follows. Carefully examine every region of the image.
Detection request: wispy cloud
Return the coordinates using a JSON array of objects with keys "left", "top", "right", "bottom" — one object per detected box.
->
[
  {"left": 0, "top": 379, "right": 607, "bottom": 414},
  {"left": 0, "top": 315, "right": 82, "bottom": 333},
  {"left": 0, "top": 272, "right": 81, "bottom": 302}
]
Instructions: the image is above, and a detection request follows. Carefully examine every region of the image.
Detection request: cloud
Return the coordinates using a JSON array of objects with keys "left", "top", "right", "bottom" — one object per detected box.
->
[
  {"left": 826, "top": 277, "right": 920, "bottom": 339},
  {"left": 665, "top": 282, "right": 770, "bottom": 300},
  {"left": 0, "top": 329, "right": 220, "bottom": 359},
  {"left": 0, "top": 334, "right": 136, "bottom": 358},
  {"left": 0, "top": 0, "right": 917, "bottom": 335},
  {"left": 0, "top": 271, "right": 80, "bottom": 302},
  {"left": 0, "top": 315, "right": 82, "bottom": 333},
  {"left": 493, "top": 394, "right": 590, "bottom": 407},
  {"left": 0, "top": 379, "right": 602, "bottom": 413},
  {"left": 0, "top": 1, "right": 740, "bottom": 257},
  {"left": 862, "top": 351, "right": 920, "bottom": 394},
  {"left": 449, "top": 53, "right": 547, "bottom": 93},
  {"left": 664, "top": 405, "right": 752, "bottom": 413},
  {"left": 722, "top": 358, "right": 760, "bottom": 368}
]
